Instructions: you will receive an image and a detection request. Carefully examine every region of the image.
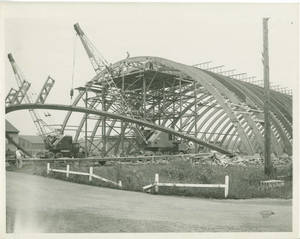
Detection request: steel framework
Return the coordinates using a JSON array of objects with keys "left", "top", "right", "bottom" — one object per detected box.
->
[
  {"left": 5, "top": 21, "right": 293, "bottom": 158},
  {"left": 46, "top": 56, "right": 292, "bottom": 157}
]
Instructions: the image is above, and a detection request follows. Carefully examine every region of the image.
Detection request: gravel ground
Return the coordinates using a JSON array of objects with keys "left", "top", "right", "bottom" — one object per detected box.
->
[{"left": 6, "top": 171, "right": 292, "bottom": 233}]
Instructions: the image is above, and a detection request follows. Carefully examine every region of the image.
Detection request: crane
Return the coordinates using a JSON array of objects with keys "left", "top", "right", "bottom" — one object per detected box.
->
[
  {"left": 73, "top": 23, "right": 147, "bottom": 144},
  {"left": 7, "top": 53, "right": 60, "bottom": 150}
]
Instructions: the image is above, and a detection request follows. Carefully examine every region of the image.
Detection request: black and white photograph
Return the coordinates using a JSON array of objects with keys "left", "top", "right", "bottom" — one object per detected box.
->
[{"left": 0, "top": 2, "right": 298, "bottom": 238}]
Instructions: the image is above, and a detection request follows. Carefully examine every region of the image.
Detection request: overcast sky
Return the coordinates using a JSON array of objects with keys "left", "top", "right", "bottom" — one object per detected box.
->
[{"left": 4, "top": 3, "right": 298, "bottom": 135}]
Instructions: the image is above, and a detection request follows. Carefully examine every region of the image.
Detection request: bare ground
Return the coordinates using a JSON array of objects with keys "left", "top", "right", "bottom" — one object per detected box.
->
[{"left": 6, "top": 171, "right": 292, "bottom": 233}]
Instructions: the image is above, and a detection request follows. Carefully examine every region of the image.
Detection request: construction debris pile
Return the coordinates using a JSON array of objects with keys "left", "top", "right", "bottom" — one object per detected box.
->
[{"left": 192, "top": 152, "right": 292, "bottom": 168}]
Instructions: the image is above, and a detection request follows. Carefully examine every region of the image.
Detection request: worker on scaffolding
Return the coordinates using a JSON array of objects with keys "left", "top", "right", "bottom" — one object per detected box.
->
[
  {"left": 15, "top": 147, "right": 24, "bottom": 169},
  {"left": 145, "top": 58, "right": 154, "bottom": 70}
]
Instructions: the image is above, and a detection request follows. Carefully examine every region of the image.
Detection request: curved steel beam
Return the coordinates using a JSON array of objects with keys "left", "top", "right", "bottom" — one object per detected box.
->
[{"left": 6, "top": 103, "right": 233, "bottom": 155}]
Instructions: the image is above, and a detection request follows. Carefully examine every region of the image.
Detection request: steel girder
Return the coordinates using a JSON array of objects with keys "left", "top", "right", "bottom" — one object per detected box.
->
[{"left": 6, "top": 103, "right": 233, "bottom": 155}]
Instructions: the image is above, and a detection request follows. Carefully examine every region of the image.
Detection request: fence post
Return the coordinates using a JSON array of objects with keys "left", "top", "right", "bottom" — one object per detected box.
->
[
  {"left": 89, "top": 167, "right": 93, "bottom": 182},
  {"left": 155, "top": 173, "right": 159, "bottom": 193},
  {"left": 118, "top": 180, "right": 122, "bottom": 188},
  {"left": 224, "top": 175, "right": 229, "bottom": 198},
  {"left": 66, "top": 164, "right": 70, "bottom": 178},
  {"left": 47, "top": 163, "right": 50, "bottom": 175}
]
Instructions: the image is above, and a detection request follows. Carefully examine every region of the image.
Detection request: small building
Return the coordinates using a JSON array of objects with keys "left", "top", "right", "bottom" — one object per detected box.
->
[
  {"left": 6, "top": 120, "right": 19, "bottom": 153},
  {"left": 19, "top": 135, "right": 45, "bottom": 156}
]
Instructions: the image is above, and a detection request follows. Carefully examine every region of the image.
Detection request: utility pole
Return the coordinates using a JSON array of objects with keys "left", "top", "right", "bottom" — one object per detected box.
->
[
  {"left": 85, "top": 89, "right": 88, "bottom": 158},
  {"left": 263, "top": 18, "right": 272, "bottom": 176}
]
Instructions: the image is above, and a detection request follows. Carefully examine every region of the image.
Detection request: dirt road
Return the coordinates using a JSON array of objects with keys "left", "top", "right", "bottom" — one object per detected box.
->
[{"left": 6, "top": 172, "right": 292, "bottom": 232}]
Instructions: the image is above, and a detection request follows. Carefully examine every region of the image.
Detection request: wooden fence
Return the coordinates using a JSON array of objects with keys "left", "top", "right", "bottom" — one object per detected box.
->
[
  {"left": 143, "top": 174, "right": 229, "bottom": 198},
  {"left": 260, "top": 179, "right": 284, "bottom": 189},
  {"left": 46, "top": 163, "right": 122, "bottom": 188}
]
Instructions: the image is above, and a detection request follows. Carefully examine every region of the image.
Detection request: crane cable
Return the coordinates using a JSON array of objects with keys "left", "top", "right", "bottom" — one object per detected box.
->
[{"left": 70, "top": 33, "right": 78, "bottom": 101}]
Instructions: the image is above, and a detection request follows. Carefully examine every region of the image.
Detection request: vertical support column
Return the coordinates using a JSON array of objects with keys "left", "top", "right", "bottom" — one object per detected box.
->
[
  {"left": 66, "top": 164, "right": 70, "bottom": 178},
  {"left": 121, "top": 73, "right": 125, "bottom": 155},
  {"left": 85, "top": 90, "right": 88, "bottom": 158},
  {"left": 47, "top": 163, "right": 50, "bottom": 175},
  {"left": 121, "top": 121, "right": 124, "bottom": 156},
  {"left": 179, "top": 77, "right": 182, "bottom": 131},
  {"left": 263, "top": 17, "right": 272, "bottom": 176},
  {"left": 224, "top": 175, "right": 229, "bottom": 198},
  {"left": 162, "top": 79, "right": 168, "bottom": 117},
  {"left": 121, "top": 122, "right": 125, "bottom": 156},
  {"left": 102, "top": 86, "right": 107, "bottom": 157},
  {"left": 152, "top": 90, "right": 155, "bottom": 123},
  {"left": 89, "top": 167, "right": 93, "bottom": 181},
  {"left": 154, "top": 173, "right": 159, "bottom": 193},
  {"left": 158, "top": 87, "right": 162, "bottom": 125},
  {"left": 172, "top": 84, "right": 176, "bottom": 130},
  {"left": 194, "top": 81, "right": 198, "bottom": 153},
  {"left": 169, "top": 83, "right": 176, "bottom": 142},
  {"left": 143, "top": 74, "right": 146, "bottom": 119}
]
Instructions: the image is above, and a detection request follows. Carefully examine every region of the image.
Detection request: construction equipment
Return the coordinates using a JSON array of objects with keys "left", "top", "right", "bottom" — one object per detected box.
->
[
  {"left": 73, "top": 23, "right": 147, "bottom": 145},
  {"left": 7, "top": 53, "right": 79, "bottom": 158},
  {"left": 8, "top": 53, "right": 54, "bottom": 140},
  {"left": 35, "top": 77, "right": 55, "bottom": 104},
  {"left": 5, "top": 81, "right": 31, "bottom": 107},
  {"left": 38, "top": 135, "right": 80, "bottom": 158},
  {"left": 143, "top": 131, "right": 190, "bottom": 154},
  {"left": 73, "top": 23, "right": 195, "bottom": 155}
]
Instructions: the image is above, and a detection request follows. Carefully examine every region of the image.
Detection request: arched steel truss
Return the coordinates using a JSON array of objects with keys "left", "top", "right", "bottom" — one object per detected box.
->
[
  {"left": 8, "top": 56, "right": 292, "bottom": 156},
  {"left": 58, "top": 56, "right": 292, "bottom": 156}
]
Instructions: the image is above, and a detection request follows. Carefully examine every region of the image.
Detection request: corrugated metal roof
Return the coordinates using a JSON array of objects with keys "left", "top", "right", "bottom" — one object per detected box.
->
[{"left": 5, "top": 120, "right": 19, "bottom": 133}]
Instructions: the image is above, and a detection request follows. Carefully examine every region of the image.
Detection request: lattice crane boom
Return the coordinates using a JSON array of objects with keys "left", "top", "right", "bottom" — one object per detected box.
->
[
  {"left": 73, "top": 23, "right": 147, "bottom": 144},
  {"left": 74, "top": 23, "right": 110, "bottom": 74},
  {"left": 7, "top": 53, "right": 59, "bottom": 146}
]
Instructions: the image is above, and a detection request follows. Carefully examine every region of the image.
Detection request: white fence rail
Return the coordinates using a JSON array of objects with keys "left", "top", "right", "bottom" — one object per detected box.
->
[
  {"left": 143, "top": 173, "right": 229, "bottom": 198},
  {"left": 47, "top": 163, "right": 122, "bottom": 188},
  {"left": 260, "top": 179, "right": 284, "bottom": 189}
]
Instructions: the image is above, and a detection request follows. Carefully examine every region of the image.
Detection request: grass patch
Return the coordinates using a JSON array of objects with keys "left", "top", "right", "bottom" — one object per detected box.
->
[{"left": 6, "top": 159, "right": 292, "bottom": 199}]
